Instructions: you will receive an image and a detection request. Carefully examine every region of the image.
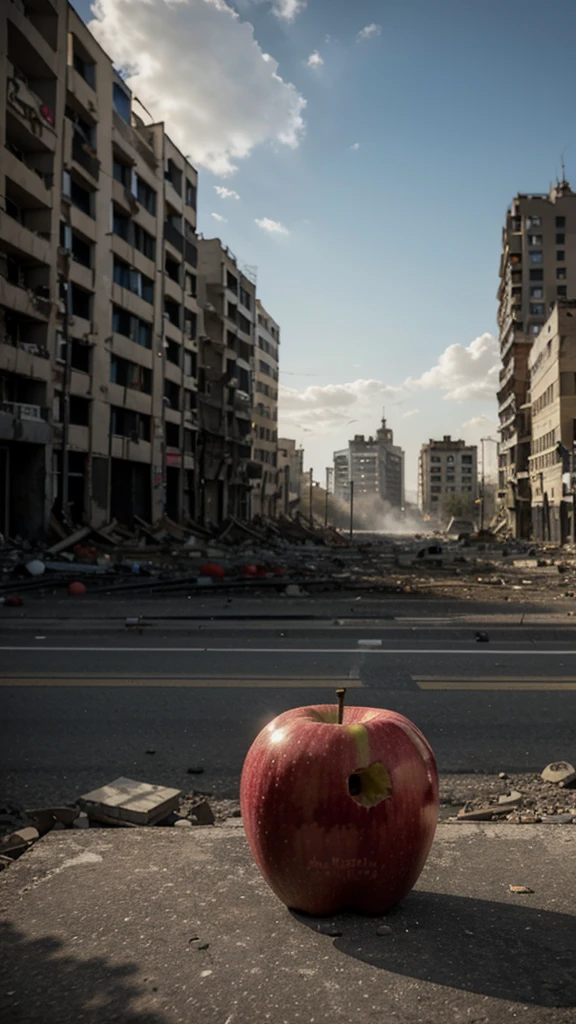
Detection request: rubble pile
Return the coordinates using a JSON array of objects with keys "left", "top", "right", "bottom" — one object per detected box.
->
[
  {"left": 4, "top": 515, "right": 576, "bottom": 604},
  {"left": 439, "top": 763, "right": 576, "bottom": 824}
]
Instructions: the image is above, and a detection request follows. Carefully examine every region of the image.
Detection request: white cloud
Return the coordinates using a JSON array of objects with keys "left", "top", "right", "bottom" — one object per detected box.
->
[
  {"left": 255, "top": 216, "right": 289, "bottom": 235},
  {"left": 406, "top": 333, "right": 499, "bottom": 402},
  {"left": 88, "top": 0, "right": 306, "bottom": 177},
  {"left": 278, "top": 333, "right": 498, "bottom": 437},
  {"left": 211, "top": 212, "right": 228, "bottom": 223},
  {"left": 271, "top": 0, "right": 306, "bottom": 21},
  {"left": 357, "top": 23, "right": 382, "bottom": 41},
  {"left": 306, "top": 50, "right": 324, "bottom": 70},
  {"left": 350, "top": 142, "right": 360, "bottom": 151},
  {"left": 214, "top": 186, "right": 240, "bottom": 200}
]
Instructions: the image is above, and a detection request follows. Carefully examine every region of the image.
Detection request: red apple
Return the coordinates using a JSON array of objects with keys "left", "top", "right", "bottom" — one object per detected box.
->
[{"left": 240, "top": 699, "right": 438, "bottom": 916}]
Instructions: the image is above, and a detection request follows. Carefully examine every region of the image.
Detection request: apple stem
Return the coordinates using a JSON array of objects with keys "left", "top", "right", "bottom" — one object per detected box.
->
[{"left": 336, "top": 687, "right": 347, "bottom": 724}]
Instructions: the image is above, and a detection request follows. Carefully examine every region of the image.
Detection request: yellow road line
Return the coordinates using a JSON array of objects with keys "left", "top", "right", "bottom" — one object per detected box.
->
[
  {"left": 0, "top": 676, "right": 363, "bottom": 688},
  {"left": 416, "top": 679, "right": 576, "bottom": 690}
]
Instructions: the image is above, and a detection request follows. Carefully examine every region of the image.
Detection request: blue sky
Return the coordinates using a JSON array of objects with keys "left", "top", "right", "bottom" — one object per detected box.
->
[{"left": 75, "top": 0, "right": 576, "bottom": 493}]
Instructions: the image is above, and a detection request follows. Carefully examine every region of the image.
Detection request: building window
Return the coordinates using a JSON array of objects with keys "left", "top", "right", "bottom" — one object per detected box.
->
[
  {"left": 529, "top": 269, "right": 544, "bottom": 282},
  {"left": 185, "top": 273, "right": 196, "bottom": 297},
  {"left": 530, "top": 286, "right": 543, "bottom": 298},
  {"left": 431, "top": 495, "right": 439, "bottom": 503},
  {"left": 529, "top": 235, "right": 542, "bottom": 246},
  {"left": 113, "top": 158, "right": 131, "bottom": 187},
  {"left": 113, "top": 82, "right": 131, "bottom": 123},
  {"left": 446, "top": 455, "right": 455, "bottom": 463},
  {"left": 530, "top": 303, "right": 545, "bottom": 316},
  {"left": 185, "top": 179, "right": 196, "bottom": 209},
  {"left": 133, "top": 174, "right": 156, "bottom": 215},
  {"left": 227, "top": 271, "right": 238, "bottom": 293},
  {"left": 529, "top": 251, "right": 542, "bottom": 265},
  {"left": 461, "top": 454, "right": 473, "bottom": 464},
  {"left": 69, "top": 178, "right": 94, "bottom": 217},
  {"left": 446, "top": 475, "right": 455, "bottom": 483},
  {"left": 111, "top": 406, "right": 151, "bottom": 441},
  {"left": 556, "top": 233, "right": 565, "bottom": 244},
  {"left": 558, "top": 285, "right": 567, "bottom": 298},
  {"left": 527, "top": 216, "right": 541, "bottom": 228},
  {"left": 430, "top": 455, "right": 441, "bottom": 463},
  {"left": 113, "top": 259, "right": 154, "bottom": 302},
  {"left": 110, "top": 355, "right": 151, "bottom": 393},
  {"left": 531, "top": 324, "right": 541, "bottom": 335},
  {"left": 184, "top": 311, "right": 196, "bottom": 339},
  {"left": 430, "top": 486, "right": 441, "bottom": 494},
  {"left": 557, "top": 268, "right": 567, "bottom": 280},
  {"left": 556, "top": 216, "right": 566, "bottom": 228},
  {"left": 70, "top": 395, "right": 90, "bottom": 426},
  {"left": 164, "top": 299, "right": 180, "bottom": 327},
  {"left": 73, "top": 49, "right": 96, "bottom": 89},
  {"left": 112, "top": 306, "right": 152, "bottom": 348},
  {"left": 431, "top": 475, "right": 441, "bottom": 483},
  {"left": 70, "top": 283, "right": 92, "bottom": 320},
  {"left": 557, "top": 251, "right": 565, "bottom": 261}
]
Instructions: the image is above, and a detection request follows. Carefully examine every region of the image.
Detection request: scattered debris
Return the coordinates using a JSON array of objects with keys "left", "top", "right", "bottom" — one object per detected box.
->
[
  {"left": 78, "top": 777, "right": 181, "bottom": 826},
  {"left": 315, "top": 922, "right": 343, "bottom": 936},
  {"left": 376, "top": 924, "right": 393, "bottom": 936},
  {"left": 68, "top": 581, "right": 87, "bottom": 596},
  {"left": 475, "top": 632, "right": 489, "bottom": 643},
  {"left": 509, "top": 885, "right": 534, "bottom": 894},
  {"left": 541, "top": 762, "right": 576, "bottom": 785},
  {"left": 187, "top": 767, "right": 205, "bottom": 775},
  {"left": 188, "top": 799, "right": 216, "bottom": 826}
]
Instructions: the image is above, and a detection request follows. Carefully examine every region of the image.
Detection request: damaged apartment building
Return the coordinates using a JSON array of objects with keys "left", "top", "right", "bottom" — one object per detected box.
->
[
  {"left": 0, "top": 0, "right": 279, "bottom": 538},
  {"left": 497, "top": 180, "right": 576, "bottom": 538}
]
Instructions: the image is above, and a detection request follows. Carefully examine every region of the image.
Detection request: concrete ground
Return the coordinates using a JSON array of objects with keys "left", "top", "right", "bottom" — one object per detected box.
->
[{"left": 1, "top": 823, "right": 575, "bottom": 1024}]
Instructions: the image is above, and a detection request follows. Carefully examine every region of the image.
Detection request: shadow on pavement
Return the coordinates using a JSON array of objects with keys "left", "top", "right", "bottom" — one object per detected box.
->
[
  {"left": 0, "top": 922, "right": 169, "bottom": 1024},
  {"left": 293, "top": 890, "right": 576, "bottom": 1007}
]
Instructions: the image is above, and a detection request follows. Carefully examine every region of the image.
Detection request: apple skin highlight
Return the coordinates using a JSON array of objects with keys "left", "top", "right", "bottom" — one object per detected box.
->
[{"left": 240, "top": 703, "right": 439, "bottom": 916}]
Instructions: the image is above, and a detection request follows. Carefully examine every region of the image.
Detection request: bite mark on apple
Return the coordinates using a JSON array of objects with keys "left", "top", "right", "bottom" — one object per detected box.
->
[{"left": 348, "top": 762, "right": 392, "bottom": 808}]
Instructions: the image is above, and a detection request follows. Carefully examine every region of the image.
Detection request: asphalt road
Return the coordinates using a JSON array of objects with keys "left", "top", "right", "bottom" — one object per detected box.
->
[{"left": 2, "top": 605, "right": 576, "bottom": 806}]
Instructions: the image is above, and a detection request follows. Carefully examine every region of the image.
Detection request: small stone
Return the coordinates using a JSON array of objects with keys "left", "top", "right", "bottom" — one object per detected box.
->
[
  {"left": 376, "top": 925, "right": 392, "bottom": 936},
  {"left": 73, "top": 813, "right": 90, "bottom": 829},
  {"left": 509, "top": 885, "right": 534, "bottom": 894},
  {"left": 559, "top": 772, "right": 576, "bottom": 789},
  {"left": 145, "top": 749, "right": 156, "bottom": 755},
  {"left": 316, "top": 923, "right": 342, "bottom": 936},
  {"left": 498, "top": 772, "right": 508, "bottom": 780},
  {"left": 174, "top": 819, "right": 192, "bottom": 828},
  {"left": 186, "top": 767, "right": 205, "bottom": 775},
  {"left": 196, "top": 943, "right": 210, "bottom": 951},
  {"left": 189, "top": 800, "right": 215, "bottom": 826},
  {"left": 541, "top": 761, "right": 576, "bottom": 785},
  {"left": 13, "top": 827, "right": 39, "bottom": 843},
  {"left": 540, "top": 813, "right": 575, "bottom": 823}
]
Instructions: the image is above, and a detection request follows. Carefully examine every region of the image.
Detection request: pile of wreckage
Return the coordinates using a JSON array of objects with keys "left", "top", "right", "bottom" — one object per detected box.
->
[{"left": 0, "top": 512, "right": 369, "bottom": 600}]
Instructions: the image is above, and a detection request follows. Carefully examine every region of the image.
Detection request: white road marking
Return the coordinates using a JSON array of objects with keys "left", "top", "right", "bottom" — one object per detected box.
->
[{"left": 0, "top": 647, "right": 575, "bottom": 654}]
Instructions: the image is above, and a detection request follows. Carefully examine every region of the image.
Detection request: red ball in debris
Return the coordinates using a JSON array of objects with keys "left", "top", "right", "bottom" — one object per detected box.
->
[
  {"left": 243, "top": 565, "right": 259, "bottom": 577},
  {"left": 68, "top": 581, "right": 87, "bottom": 596},
  {"left": 200, "top": 563, "right": 225, "bottom": 579}
]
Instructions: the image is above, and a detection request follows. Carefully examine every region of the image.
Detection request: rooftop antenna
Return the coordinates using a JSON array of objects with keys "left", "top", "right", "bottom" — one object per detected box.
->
[{"left": 561, "top": 150, "right": 567, "bottom": 182}]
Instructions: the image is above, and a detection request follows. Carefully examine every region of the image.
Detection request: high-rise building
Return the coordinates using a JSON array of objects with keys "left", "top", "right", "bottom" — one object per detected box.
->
[
  {"left": 277, "top": 438, "right": 303, "bottom": 514},
  {"left": 529, "top": 300, "right": 576, "bottom": 543},
  {"left": 0, "top": 1, "right": 201, "bottom": 535},
  {"left": 497, "top": 181, "right": 576, "bottom": 537},
  {"left": 197, "top": 238, "right": 256, "bottom": 526},
  {"left": 418, "top": 436, "right": 477, "bottom": 518},
  {"left": 252, "top": 299, "right": 279, "bottom": 517},
  {"left": 332, "top": 417, "right": 404, "bottom": 508}
]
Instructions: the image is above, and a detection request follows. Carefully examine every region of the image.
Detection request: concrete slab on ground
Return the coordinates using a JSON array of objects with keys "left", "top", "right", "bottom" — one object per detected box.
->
[{"left": 1, "top": 824, "right": 575, "bottom": 1023}]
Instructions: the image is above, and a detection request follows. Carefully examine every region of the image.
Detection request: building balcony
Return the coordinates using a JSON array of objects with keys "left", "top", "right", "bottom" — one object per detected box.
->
[
  {"left": 164, "top": 178, "right": 182, "bottom": 213},
  {"left": 67, "top": 424, "right": 89, "bottom": 450},
  {"left": 112, "top": 177, "right": 137, "bottom": 216},
  {"left": 0, "top": 276, "right": 52, "bottom": 321},
  {"left": 0, "top": 399, "right": 51, "bottom": 444},
  {"left": 6, "top": 10, "right": 57, "bottom": 75},
  {"left": 111, "top": 282, "right": 153, "bottom": 323},
  {"left": 64, "top": 119, "right": 99, "bottom": 185},
  {"left": 68, "top": 259, "right": 94, "bottom": 293},
  {"left": 164, "top": 276, "right": 182, "bottom": 304},
  {"left": 163, "top": 318, "right": 182, "bottom": 344},
  {"left": 164, "top": 359, "right": 181, "bottom": 385},
  {"left": 69, "top": 204, "right": 97, "bottom": 242},
  {"left": 6, "top": 65, "right": 57, "bottom": 153},
  {"left": 108, "top": 382, "right": 152, "bottom": 415},
  {"left": 3, "top": 149, "right": 52, "bottom": 209},
  {"left": 164, "top": 220, "right": 184, "bottom": 255},
  {"left": 111, "top": 332, "right": 153, "bottom": 368},
  {"left": 0, "top": 211, "right": 51, "bottom": 265},
  {"left": 68, "top": 312, "right": 92, "bottom": 342},
  {"left": 0, "top": 340, "right": 51, "bottom": 379},
  {"left": 67, "top": 65, "right": 98, "bottom": 121},
  {"left": 165, "top": 407, "right": 181, "bottom": 425}
]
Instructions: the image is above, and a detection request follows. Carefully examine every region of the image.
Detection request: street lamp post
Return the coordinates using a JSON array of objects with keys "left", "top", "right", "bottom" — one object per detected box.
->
[{"left": 480, "top": 436, "right": 497, "bottom": 531}]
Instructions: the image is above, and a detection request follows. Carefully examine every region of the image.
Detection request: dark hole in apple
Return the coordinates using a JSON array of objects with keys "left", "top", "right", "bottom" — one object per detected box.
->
[
  {"left": 347, "top": 763, "right": 393, "bottom": 808},
  {"left": 348, "top": 774, "right": 362, "bottom": 796}
]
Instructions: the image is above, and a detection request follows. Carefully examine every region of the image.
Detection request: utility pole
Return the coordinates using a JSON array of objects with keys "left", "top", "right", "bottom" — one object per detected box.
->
[
  {"left": 324, "top": 466, "right": 329, "bottom": 528},
  {"left": 60, "top": 276, "right": 71, "bottom": 523},
  {"left": 349, "top": 479, "right": 354, "bottom": 540},
  {"left": 309, "top": 467, "right": 314, "bottom": 529}
]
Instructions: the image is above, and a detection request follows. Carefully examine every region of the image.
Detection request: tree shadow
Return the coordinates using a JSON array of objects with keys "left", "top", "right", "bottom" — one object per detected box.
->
[
  {"left": 292, "top": 890, "right": 576, "bottom": 1008},
  {"left": 0, "top": 921, "right": 170, "bottom": 1023}
]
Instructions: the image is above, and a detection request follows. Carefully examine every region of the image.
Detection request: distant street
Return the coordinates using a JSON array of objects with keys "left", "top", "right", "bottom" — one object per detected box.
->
[{"left": 2, "top": 596, "right": 576, "bottom": 807}]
